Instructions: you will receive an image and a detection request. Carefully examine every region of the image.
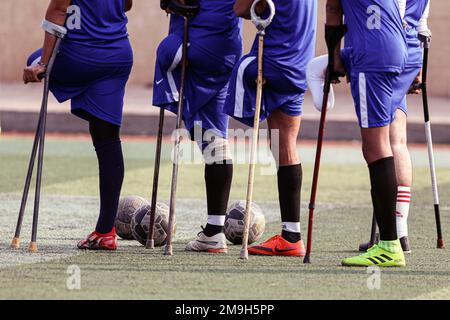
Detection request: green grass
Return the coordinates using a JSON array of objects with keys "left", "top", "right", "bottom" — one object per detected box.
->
[{"left": 0, "top": 135, "right": 449, "bottom": 299}]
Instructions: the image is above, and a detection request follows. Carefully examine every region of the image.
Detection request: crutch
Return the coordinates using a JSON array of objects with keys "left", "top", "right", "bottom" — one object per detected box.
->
[
  {"left": 11, "top": 23, "right": 66, "bottom": 252},
  {"left": 164, "top": 17, "right": 190, "bottom": 256},
  {"left": 303, "top": 24, "right": 347, "bottom": 263},
  {"left": 145, "top": 0, "right": 199, "bottom": 249},
  {"left": 240, "top": 0, "right": 276, "bottom": 260},
  {"left": 368, "top": 214, "right": 378, "bottom": 247},
  {"left": 146, "top": 107, "right": 165, "bottom": 249},
  {"left": 419, "top": 34, "right": 445, "bottom": 249}
]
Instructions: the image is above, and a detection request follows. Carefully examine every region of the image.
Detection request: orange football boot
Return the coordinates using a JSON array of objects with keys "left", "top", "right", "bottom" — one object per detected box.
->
[{"left": 248, "top": 235, "right": 306, "bottom": 256}]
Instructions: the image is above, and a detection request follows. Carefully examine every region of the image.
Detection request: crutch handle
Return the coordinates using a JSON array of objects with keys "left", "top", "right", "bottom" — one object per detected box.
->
[
  {"left": 250, "top": 0, "right": 276, "bottom": 34},
  {"left": 419, "top": 33, "right": 431, "bottom": 49}
]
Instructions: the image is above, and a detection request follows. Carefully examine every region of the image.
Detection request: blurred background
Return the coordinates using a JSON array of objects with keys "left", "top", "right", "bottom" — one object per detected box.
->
[
  {"left": 1, "top": 0, "right": 449, "bottom": 94},
  {"left": 0, "top": 0, "right": 449, "bottom": 142}
]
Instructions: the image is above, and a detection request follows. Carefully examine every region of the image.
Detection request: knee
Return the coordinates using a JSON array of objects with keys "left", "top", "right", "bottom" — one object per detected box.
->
[
  {"left": 89, "top": 116, "right": 121, "bottom": 149},
  {"left": 201, "top": 130, "right": 232, "bottom": 165},
  {"left": 362, "top": 142, "right": 391, "bottom": 164},
  {"left": 272, "top": 140, "right": 298, "bottom": 166},
  {"left": 156, "top": 36, "right": 181, "bottom": 69},
  {"left": 390, "top": 133, "right": 407, "bottom": 151}
]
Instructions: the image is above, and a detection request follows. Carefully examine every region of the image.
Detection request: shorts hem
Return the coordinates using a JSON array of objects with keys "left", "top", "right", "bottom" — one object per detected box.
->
[{"left": 359, "top": 119, "right": 393, "bottom": 129}]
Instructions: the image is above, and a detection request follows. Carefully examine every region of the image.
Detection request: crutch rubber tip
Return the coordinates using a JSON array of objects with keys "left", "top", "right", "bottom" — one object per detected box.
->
[
  {"left": 164, "top": 244, "right": 173, "bottom": 256},
  {"left": 145, "top": 239, "right": 155, "bottom": 249},
  {"left": 28, "top": 241, "right": 38, "bottom": 253},
  {"left": 11, "top": 237, "right": 20, "bottom": 249},
  {"left": 239, "top": 249, "right": 249, "bottom": 260},
  {"left": 303, "top": 255, "right": 311, "bottom": 264},
  {"left": 437, "top": 239, "right": 445, "bottom": 249}
]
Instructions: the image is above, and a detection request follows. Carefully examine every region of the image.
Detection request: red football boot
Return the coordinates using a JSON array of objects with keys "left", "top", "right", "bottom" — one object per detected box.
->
[
  {"left": 77, "top": 228, "right": 118, "bottom": 250},
  {"left": 248, "top": 235, "right": 306, "bottom": 257}
]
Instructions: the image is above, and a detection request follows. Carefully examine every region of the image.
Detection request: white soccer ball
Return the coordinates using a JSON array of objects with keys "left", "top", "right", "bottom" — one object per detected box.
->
[
  {"left": 115, "top": 195, "right": 149, "bottom": 240},
  {"left": 131, "top": 202, "right": 176, "bottom": 246},
  {"left": 224, "top": 200, "right": 265, "bottom": 245}
]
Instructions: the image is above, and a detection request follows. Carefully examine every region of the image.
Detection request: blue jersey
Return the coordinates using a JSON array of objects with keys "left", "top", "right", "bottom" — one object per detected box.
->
[
  {"left": 249, "top": 0, "right": 317, "bottom": 91},
  {"left": 169, "top": 0, "right": 243, "bottom": 68},
  {"left": 340, "top": 0, "right": 408, "bottom": 74},
  {"left": 61, "top": 0, "right": 132, "bottom": 66},
  {"left": 404, "top": 0, "right": 429, "bottom": 68}
]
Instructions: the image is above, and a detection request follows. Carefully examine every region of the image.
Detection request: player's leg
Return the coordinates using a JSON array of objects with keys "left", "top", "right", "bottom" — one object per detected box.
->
[
  {"left": 390, "top": 109, "right": 412, "bottom": 252},
  {"left": 74, "top": 66, "right": 131, "bottom": 250},
  {"left": 184, "top": 129, "right": 232, "bottom": 253},
  {"left": 248, "top": 109, "right": 306, "bottom": 257},
  {"left": 77, "top": 114, "right": 124, "bottom": 250},
  {"left": 342, "top": 72, "right": 405, "bottom": 267},
  {"left": 269, "top": 110, "right": 302, "bottom": 243},
  {"left": 184, "top": 86, "right": 233, "bottom": 253},
  {"left": 203, "top": 135, "right": 233, "bottom": 238}
]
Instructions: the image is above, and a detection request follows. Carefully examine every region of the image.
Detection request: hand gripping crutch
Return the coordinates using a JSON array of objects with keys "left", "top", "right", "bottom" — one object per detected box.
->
[
  {"left": 240, "top": 0, "right": 276, "bottom": 260},
  {"left": 11, "top": 23, "right": 67, "bottom": 252},
  {"left": 303, "top": 24, "right": 347, "bottom": 263},
  {"left": 419, "top": 34, "right": 445, "bottom": 249}
]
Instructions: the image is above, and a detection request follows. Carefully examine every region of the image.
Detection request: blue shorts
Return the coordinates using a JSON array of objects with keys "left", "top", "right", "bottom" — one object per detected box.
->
[
  {"left": 341, "top": 48, "right": 397, "bottom": 128},
  {"left": 152, "top": 34, "right": 235, "bottom": 138},
  {"left": 27, "top": 47, "right": 132, "bottom": 126},
  {"left": 392, "top": 66, "right": 421, "bottom": 115},
  {"left": 223, "top": 54, "right": 305, "bottom": 127}
]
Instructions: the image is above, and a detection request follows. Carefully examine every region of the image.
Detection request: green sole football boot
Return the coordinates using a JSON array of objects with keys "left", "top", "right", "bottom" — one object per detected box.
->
[{"left": 342, "top": 240, "right": 406, "bottom": 267}]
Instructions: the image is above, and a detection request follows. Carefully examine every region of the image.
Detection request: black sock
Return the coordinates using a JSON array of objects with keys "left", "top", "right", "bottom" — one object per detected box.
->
[
  {"left": 203, "top": 224, "right": 223, "bottom": 237},
  {"left": 281, "top": 230, "right": 301, "bottom": 243},
  {"left": 94, "top": 139, "right": 124, "bottom": 234},
  {"left": 368, "top": 157, "right": 398, "bottom": 241},
  {"left": 278, "top": 164, "right": 302, "bottom": 243},
  {"left": 203, "top": 162, "right": 233, "bottom": 237},
  {"left": 88, "top": 116, "right": 124, "bottom": 234}
]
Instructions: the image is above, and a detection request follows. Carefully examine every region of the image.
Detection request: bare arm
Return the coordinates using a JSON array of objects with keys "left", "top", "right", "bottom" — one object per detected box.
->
[
  {"left": 125, "top": 0, "right": 133, "bottom": 12},
  {"left": 325, "top": 0, "right": 345, "bottom": 79},
  {"left": 41, "top": 0, "right": 71, "bottom": 65},
  {"left": 326, "top": 0, "right": 343, "bottom": 26},
  {"left": 234, "top": 0, "right": 266, "bottom": 19},
  {"left": 23, "top": 0, "right": 70, "bottom": 83}
]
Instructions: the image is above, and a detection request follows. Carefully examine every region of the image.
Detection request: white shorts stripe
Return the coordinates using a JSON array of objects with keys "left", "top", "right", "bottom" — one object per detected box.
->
[
  {"left": 167, "top": 45, "right": 183, "bottom": 102},
  {"left": 359, "top": 72, "right": 369, "bottom": 128},
  {"left": 31, "top": 56, "right": 42, "bottom": 66},
  {"left": 234, "top": 56, "right": 256, "bottom": 118}
]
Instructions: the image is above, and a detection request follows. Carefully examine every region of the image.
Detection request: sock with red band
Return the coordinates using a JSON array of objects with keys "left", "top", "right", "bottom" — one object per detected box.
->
[{"left": 396, "top": 186, "right": 411, "bottom": 238}]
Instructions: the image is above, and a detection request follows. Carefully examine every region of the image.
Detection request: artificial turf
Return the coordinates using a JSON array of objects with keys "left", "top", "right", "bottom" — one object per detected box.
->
[{"left": 0, "top": 136, "right": 449, "bottom": 299}]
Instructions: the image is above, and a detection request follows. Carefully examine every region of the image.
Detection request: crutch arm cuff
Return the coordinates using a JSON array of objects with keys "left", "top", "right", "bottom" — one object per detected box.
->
[
  {"left": 250, "top": 0, "right": 276, "bottom": 33},
  {"left": 41, "top": 20, "right": 67, "bottom": 38}
]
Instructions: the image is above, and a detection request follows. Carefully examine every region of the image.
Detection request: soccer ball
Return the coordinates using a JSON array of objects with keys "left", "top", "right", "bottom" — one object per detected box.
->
[
  {"left": 115, "top": 196, "right": 149, "bottom": 240},
  {"left": 131, "top": 202, "right": 175, "bottom": 246},
  {"left": 224, "top": 200, "right": 265, "bottom": 245}
]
